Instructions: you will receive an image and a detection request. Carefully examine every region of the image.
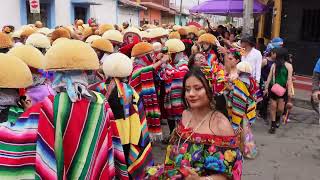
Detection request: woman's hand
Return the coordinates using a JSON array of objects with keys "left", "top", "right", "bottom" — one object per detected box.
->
[{"left": 263, "top": 88, "right": 269, "bottom": 96}]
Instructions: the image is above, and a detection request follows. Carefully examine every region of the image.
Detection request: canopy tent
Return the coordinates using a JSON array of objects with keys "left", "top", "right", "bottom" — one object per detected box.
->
[{"left": 189, "top": 0, "right": 266, "bottom": 16}]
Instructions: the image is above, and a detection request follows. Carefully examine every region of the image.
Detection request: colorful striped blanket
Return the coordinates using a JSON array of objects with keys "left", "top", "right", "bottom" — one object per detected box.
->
[
  {"left": 36, "top": 92, "right": 119, "bottom": 180},
  {"left": 93, "top": 78, "right": 154, "bottom": 178},
  {"left": 159, "top": 56, "right": 189, "bottom": 121},
  {"left": 129, "top": 55, "right": 162, "bottom": 140}
]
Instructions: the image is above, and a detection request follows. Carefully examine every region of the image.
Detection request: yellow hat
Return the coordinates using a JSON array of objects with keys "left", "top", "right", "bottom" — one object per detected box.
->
[
  {"left": 91, "top": 39, "right": 114, "bottom": 53},
  {"left": 82, "top": 27, "right": 93, "bottom": 39},
  {"left": 85, "top": 35, "right": 102, "bottom": 43},
  {"left": 168, "top": 31, "right": 181, "bottom": 39},
  {"left": 198, "top": 33, "right": 217, "bottom": 45},
  {"left": 51, "top": 27, "right": 71, "bottom": 43},
  {"left": 178, "top": 27, "right": 188, "bottom": 36},
  {"left": 8, "top": 45, "right": 45, "bottom": 69},
  {"left": 20, "top": 27, "right": 36, "bottom": 38},
  {"left": 140, "top": 31, "right": 152, "bottom": 40},
  {"left": 35, "top": 21, "right": 43, "bottom": 28},
  {"left": 26, "top": 33, "right": 51, "bottom": 49},
  {"left": 102, "top": 53, "right": 133, "bottom": 78},
  {"left": 45, "top": 40, "right": 99, "bottom": 71},
  {"left": 76, "top": 19, "right": 84, "bottom": 27},
  {"left": 52, "top": 37, "right": 70, "bottom": 46},
  {"left": 37, "top": 27, "right": 52, "bottom": 36},
  {"left": 102, "top": 30, "right": 123, "bottom": 44},
  {"left": 0, "top": 32, "right": 13, "bottom": 48},
  {"left": 123, "top": 27, "right": 141, "bottom": 40},
  {"left": 131, "top": 42, "right": 153, "bottom": 57},
  {"left": 188, "top": 25, "right": 199, "bottom": 36},
  {"left": 198, "top": 29, "right": 206, "bottom": 37},
  {"left": 98, "top": 24, "right": 114, "bottom": 35},
  {"left": 165, "top": 39, "right": 185, "bottom": 53},
  {"left": 149, "top": 27, "right": 168, "bottom": 39},
  {"left": 0, "top": 53, "right": 33, "bottom": 88}
]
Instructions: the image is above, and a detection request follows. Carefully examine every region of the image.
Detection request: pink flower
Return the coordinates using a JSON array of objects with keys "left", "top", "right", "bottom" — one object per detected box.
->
[
  {"left": 181, "top": 159, "right": 191, "bottom": 167},
  {"left": 208, "top": 145, "right": 217, "bottom": 153},
  {"left": 232, "top": 160, "right": 243, "bottom": 180},
  {"left": 219, "top": 152, "right": 224, "bottom": 160},
  {"left": 195, "top": 137, "right": 202, "bottom": 144}
]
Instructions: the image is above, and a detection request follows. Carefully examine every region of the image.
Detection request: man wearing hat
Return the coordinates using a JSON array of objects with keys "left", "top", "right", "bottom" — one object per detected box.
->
[
  {"left": 91, "top": 53, "right": 154, "bottom": 179},
  {"left": 241, "top": 35, "right": 263, "bottom": 82}
]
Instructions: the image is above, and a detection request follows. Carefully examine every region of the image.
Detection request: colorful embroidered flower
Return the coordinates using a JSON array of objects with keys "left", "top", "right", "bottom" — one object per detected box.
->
[
  {"left": 208, "top": 145, "right": 217, "bottom": 154},
  {"left": 191, "top": 149, "right": 202, "bottom": 161},
  {"left": 175, "top": 154, "right": 184, "bottom": 167},
  {"left": 195, "top": 136, "right": 202, "bottom": 144},
  {"left": 232, "top": 160, "right": 243, "bottom": 180},
  {"left": 179, "top": 143, "right": 189, "bottom": 154},
  {"left": 204, "top": 156, "right": 226, "bottom": 172},
  {"left": 224, "top": 150, "right": 237, "bottom": 162},
  {"left": 181, "top": 159, "right": 191, "bottom": 167}
]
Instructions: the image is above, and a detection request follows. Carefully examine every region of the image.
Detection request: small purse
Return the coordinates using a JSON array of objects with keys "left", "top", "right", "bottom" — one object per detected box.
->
[{"left": 270, "top": 67, "right": 286, "bottom": 96}]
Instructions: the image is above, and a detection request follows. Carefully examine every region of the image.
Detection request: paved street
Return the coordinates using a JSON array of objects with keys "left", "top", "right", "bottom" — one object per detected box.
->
[{"left": 152, "top": 106, "right": 320, "bottom": 180}]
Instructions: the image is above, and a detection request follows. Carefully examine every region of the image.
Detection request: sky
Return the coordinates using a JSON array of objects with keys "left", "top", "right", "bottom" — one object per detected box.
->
[{"left": 171, "top": 0, "right": 207, "bottom": 9}]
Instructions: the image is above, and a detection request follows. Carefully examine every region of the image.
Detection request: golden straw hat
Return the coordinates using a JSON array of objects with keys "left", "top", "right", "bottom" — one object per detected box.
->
[
  {"left": 168, "top": 31, "right": 181, "bottom": 39},
  {"left": 52, "top": 37, "right": 70, "bottom": 46},
  {"left": 85, "top": 35, "right": 102, "bottom": 43},
  {"left": 8, "top": 45, "right": 45, "bottom": 69},
  {"left": 131, "top": 42, "right": 153, "bottom": 57},
  {"left": 0, "top": 53, "right": 33, "bottom": 88},
  {"left": 149, "top": 27, "right": 168, "bottom": 39},
  {"left": 165, "top": 39, "right": 185, "bottom": 53},
  {"left": 178, "top": 27, "right": 188, "bottom": 36},
  {"left": 102, "top": 30, "right": 123, "bottom": 44},
  {"left": 0, "top": 32, "right": 13, "bottom": 48},
  {"left": 236, "top": 61, "right": 253, "bottom": 74},
  {"left": 102, "top": 53, "right": 133, "bottom": 78},
  {"left": 188, "top": 25, "right": 199, "bottom": 36},
  {"left": 198, "top": 33, "right": 217, "bottom": 45},
  {"left": 20, "top": 27, "right": 36, "bottom": 38},
  {"left": 173, "top": 25, "right": 182, "bottom": 31},
  {"left": 98, "top": 24, "right": 114, "bottom": 35},
  {"left": 45, "top": 40, "right": 99, "bottom": 71},
  {"left": 26, "top": 33, "right": 51, "bottom": 49},
  {"left": 12, "top": 30, "right": 22, "bottom": 38},
  {"left": 51, "top": 27, "right": 71, "bottom": 43},
  {"left": 37, "top": 27, "right": 52, "bottom": 36},
  {"left": 91, "top": 39, "right": 114, "bottom": 53}
]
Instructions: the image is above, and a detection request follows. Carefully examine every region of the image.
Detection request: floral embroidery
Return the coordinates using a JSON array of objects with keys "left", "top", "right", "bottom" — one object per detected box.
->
[{"left": 224, "top": 150, "right": 237, "bottom": 162}]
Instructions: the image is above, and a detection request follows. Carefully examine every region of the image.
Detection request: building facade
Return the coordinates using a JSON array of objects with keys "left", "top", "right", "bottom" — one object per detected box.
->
[{"left": 0, "top": 0, "right": 143, "bottom": 28}]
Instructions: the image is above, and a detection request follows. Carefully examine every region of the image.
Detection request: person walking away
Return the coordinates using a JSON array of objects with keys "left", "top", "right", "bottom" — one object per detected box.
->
[{"left": 264, "top": 48, "right": 293, "bottom": 134}]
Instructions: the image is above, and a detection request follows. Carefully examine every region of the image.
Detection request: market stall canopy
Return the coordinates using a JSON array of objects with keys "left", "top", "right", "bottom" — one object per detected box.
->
[{"left": 189, "top": 0, "right": 266, "bottom": 16}]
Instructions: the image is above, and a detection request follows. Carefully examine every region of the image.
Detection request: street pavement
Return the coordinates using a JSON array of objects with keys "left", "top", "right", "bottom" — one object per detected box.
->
[{"left": 151, "top": 106, "right": 320, "bottom": 180}]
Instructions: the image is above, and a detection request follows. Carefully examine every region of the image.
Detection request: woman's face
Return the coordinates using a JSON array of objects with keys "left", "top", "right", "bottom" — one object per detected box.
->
[
  {"left": 224, "top": 32, "right": 230, "bottom": 40},
  {"left": 229, "top": 34, "right": 236, "bottom": 42},
  {"left": 185, "top": 76, "right": 210, "bottom": 109},
  {"left": 194, "top": 53, "right": 207, "bottom": 66},
  {"left": 224, "top": 54, "right": 239, "bottom": 69},
  {"left": 271, "top": 52, "right": 277, "bottom": 60}
]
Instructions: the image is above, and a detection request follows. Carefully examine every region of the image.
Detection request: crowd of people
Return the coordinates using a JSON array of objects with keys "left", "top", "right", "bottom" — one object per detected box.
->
[{"left": 0, "top": 18, "right": 294, "bottom": 179}]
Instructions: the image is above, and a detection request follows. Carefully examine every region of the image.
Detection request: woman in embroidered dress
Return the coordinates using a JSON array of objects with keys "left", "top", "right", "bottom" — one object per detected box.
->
[{"left": 147, "top": 67, "right": 242, "bottom": 180}]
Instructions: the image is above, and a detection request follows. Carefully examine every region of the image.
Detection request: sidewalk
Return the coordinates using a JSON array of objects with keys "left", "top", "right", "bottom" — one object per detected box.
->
[{"left": 293, "top": 75, "right": 313, "bottom": 110}]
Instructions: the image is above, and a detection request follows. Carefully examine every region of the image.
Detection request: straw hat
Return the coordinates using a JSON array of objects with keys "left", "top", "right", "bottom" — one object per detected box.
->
[
  {"left": 102, "top": 53, "right": 133, "bottom": 78},
  {"left": 45, "top": 40, "right": 99, "bottom": 71},
  {"left": 11, "top": 30, "right": 22, "bottom": 38},
  {"left": 123, "top": 27, "right": 141, "bottom": 41},
  {"left": 131, "top": 42, "right": 153, "bottom": 57},
  {"left": 51, "top": 27, "right": 71, "bottom": 43},
  {"left": 26, "top": 33, "right": 51, "bottom": 49},
  {"left": 168, "top": 31, "right": 181, "bottom": 39},
  {"left": 0, "top": 53, "right": 33, "bottom": 88},
  {"left": 149, "top": 27, "right": 168, "bottom": 39},
  {"left": 102, "top": 30, "right": 123, "bottom": 44},
  {"left": 152, "top": 42, "right": 162, "bottom": 52},
  {"left": 52, "top": 37, "right": 70, "bottom": 46},
  {"left": 198, "top": 29, "right": 206, "bottom": 37},
  {"left": 20, "top": 27, "right": 36, "bottom": 38},
  {"left": 91, "top": 39, "right": 114, "bottom": 53},
  {"left": 82, "top": 27, "right": 94, "bottom": 39},
  {"left": 165, "top": 39, "right": 185, "bottom": 53},
  {"left": 8, "top": 45, "right": 45, "bottom": 69},
  {"left": 236, "top": 61, "right": 252, "bottom": 74},
  {"left": 188, "top": 25, "right": 199, "bottom": 36},
  {"left": 98, "top": 24, "right": 114, "bottom": 35},
  {"left": 198, "top": 33, "right": 217, "bottom": 45},
  {"left": 76, "top": 19, "right": 84, "bottom": 27},
  {"left": 35, "top": 21, "right": 43, "bottom": 28},
  {"left": 85, "top": 35, "right": 102, "bottom": 43},
  {"left": 173, "top": 25, "right": 182, "bottom": 31},
  {"left": 37, "top": 27, "right": 52, "bottom": 36},
  {"left": 0, "top": 32, "right": 13, "bottom": 48},
  {"left": 140, "top": 31, "right": 152, "bottom": 40},
  {"left": 178, "top": 27, "right": 188, "bottom": 36}
]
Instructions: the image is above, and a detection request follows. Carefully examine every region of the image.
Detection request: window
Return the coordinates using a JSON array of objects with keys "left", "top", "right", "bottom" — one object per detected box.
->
[
  {"left": 301, "top": 9, "right": 320, "bottom": 42},
  {"left": 26, "top": 1, "right": 49, "bottom": 27},
  {"left": 74, "top": 6, "right": 88, "bottom": 22},
  {"left": 263, "top": 6, "right": 273, "bottom": 39}
]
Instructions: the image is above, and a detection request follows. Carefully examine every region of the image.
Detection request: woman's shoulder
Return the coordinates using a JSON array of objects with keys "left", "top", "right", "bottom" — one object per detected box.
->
[{"left": 212, "top": 111, "right": 235, "bottom": 136}]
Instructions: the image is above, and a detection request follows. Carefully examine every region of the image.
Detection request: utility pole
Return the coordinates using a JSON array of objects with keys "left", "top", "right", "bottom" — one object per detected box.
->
[
  {"left": 243, "top": 0, "right": 253, "bottom": 36},
  {"left": 179, "top": 0, "right": 183, "bottom": 25}
]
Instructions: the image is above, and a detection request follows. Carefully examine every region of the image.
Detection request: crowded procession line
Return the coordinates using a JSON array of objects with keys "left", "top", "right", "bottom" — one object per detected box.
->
[{"left": 0, "top": 19, "right": 294, "bottom": 179}]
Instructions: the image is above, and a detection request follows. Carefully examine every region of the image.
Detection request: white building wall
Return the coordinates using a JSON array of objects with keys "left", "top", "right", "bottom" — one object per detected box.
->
[
  {"left": 0, "top": 0, "right": 21, "bottom": 28},
  {"left": 55, "top": 0, "right": 72, "bottom": 26},
  {"left": 118, "top": 7, "right": 139, "bottom": 27},
  {"left": 90, "top": 0, "right": 117, "bottom": 24}
]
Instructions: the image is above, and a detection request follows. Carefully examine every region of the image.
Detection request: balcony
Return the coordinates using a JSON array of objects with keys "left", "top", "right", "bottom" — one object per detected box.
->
[{"left": 131, "top": 0, "right": 170, "bottom": 11}]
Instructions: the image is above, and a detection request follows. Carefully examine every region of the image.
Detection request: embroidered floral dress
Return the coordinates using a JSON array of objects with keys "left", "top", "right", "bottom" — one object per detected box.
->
[{"left": 147, "top": 123, "right": 243, "bottom": 180}]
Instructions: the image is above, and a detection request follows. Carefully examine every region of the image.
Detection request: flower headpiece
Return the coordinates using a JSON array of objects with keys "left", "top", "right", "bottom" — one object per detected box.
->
[{"left": 229, "top": 48, "right": 242, "bottom": 61}]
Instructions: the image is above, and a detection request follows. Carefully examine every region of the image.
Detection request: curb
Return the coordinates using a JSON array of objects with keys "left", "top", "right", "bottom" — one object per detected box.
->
[{"left": 293, "top": 98, "right": 313, "bottom": 110}]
